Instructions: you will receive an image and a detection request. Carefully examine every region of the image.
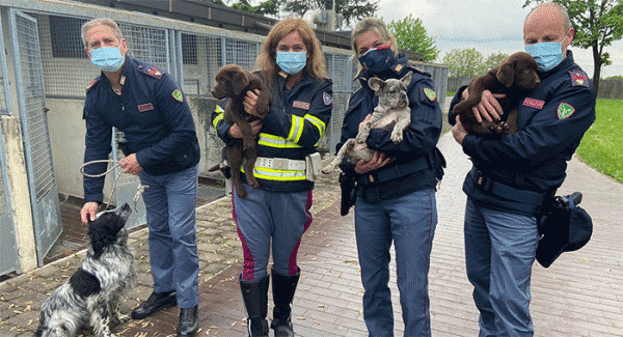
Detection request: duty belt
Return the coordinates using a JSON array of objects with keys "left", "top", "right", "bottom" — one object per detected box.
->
[
  {"left": 357, "top": 156, "right": 430, "bottom": 186},
  {"left": 475, "top": 170, "right": 546, "bottom": 205}
]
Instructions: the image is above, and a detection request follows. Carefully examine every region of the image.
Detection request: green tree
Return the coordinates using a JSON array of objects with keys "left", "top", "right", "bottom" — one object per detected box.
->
[
  {"left": 231, "top": 0, "right": 279, "bottom": 16},
  {"left": 442, "top": 48, "right": 486, "bottom": 79},
  {"left": 484, "top": 52, "right": 509, "bottom": 71},
  {"left": 387, "top": 14, "right": 439, "bottom": 62},
  {"left": 280, "top": 0, "right": 379, "bottom": 27},
  {"left": 523, "top": 0, "right": 623, "bottom": 93}
]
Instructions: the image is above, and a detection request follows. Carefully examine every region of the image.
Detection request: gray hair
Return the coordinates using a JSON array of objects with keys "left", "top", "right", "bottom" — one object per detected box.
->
[
  {"left": 81, "top": 18, "right": 124, "bottom": 48},
  {"left": 525, "top": 2, "right": 571, "bottom": 32},
  {"left": 351, "top": 17, "right": 397, "bottom": 58}
]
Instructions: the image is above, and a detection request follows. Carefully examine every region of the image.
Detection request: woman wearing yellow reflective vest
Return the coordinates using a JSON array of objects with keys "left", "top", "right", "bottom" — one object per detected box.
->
[{"left": 211, "top": 18, "right": 332, "bottom": 337}]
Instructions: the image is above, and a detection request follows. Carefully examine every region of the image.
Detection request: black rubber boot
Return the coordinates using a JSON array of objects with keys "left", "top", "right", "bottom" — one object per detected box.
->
[
  {"left": 240, "top": 274, "right": 270, "bottom": 337},
  {"left": 270, "top": 268, "right": 300, "bottom": 337}
]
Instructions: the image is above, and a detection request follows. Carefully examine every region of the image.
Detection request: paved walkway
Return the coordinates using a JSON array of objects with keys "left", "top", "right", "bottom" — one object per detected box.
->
[{"left": 1, "top": 130, "right": 622, "bottom": 336}]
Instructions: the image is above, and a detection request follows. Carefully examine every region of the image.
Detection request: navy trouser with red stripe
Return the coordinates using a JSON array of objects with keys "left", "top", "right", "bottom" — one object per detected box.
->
[{"left": 232, "top": 183, "right": 312, "bottom": 281}]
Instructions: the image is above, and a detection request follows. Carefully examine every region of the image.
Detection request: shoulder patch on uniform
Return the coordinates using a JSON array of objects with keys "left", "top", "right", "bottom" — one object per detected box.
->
[
  {"left": 138, "top": 65, "right": 163, "bottom": 79},
  {"left": 394, "top": 64, "right": 404, "bottom": 73},
  {"left": 557, "top": 102, "right": 575, "bottom": 119},
  {"left": 423, "top": 87, "right": 437, "bottom": 102},
  {"left": 172, "top": 89, "right": 184, "bottom": 103},
  {"left": 86, "top": 77, "right": 101, "bottom": 92},
  {"left": 569, "top": 70, "right": 589, "bottom": 87},
  {"left": 323, "top": 92, "right": 333, "bottom": 106}
]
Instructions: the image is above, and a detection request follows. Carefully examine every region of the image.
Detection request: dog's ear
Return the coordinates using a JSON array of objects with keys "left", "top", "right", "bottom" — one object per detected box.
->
[
  {"left": 232, "top": 71, "right": 250, "bottom": 95},
  {"left": 496, "top": 58, "right": 515, "bottom": 88},
  {"left": 368, "top": 77, "right": 384, "bottom": 92},
  {"left": 400, "top": 72, "right": 412, "bottom": 87}
]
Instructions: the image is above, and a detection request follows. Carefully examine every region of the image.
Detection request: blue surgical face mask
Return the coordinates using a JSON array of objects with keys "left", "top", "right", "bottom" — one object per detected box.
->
[
  {"left": 276, "top": 51, "right": 307, "bottom": 75},
  {"left": 358, "top": 45, "right": 395, "bottom": 75},
  {"left": 90, "top": 46, "right": 125, "bottom": 73},
  {"left": 525, "top": 36, "right": 566, "bottom": 72}
]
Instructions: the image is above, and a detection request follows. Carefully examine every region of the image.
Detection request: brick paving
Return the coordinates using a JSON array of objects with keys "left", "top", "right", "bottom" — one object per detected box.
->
[{"left": 1, "top": 127, "right": 622, "bottom": 336}]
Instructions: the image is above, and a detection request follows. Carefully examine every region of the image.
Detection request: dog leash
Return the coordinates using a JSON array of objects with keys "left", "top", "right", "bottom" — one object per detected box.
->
[{"left": 79, "top": 159, "right": 149, "bottom": 212}]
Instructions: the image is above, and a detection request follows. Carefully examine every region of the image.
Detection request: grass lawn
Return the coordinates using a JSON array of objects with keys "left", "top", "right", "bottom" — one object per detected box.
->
[{"left": 576, "top": 98, "right": 623, "bottom": 183}]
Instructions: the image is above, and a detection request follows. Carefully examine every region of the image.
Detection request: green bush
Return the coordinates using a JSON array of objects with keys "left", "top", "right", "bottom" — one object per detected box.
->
[{"left": 576, "top": 99, "right": 623, "bottom": 183}]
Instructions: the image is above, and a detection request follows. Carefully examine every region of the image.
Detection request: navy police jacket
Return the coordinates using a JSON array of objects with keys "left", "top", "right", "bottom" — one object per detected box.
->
[
  {"left": 449, "top": 51, "right": 596, "bottom": 215},
  {"left": 83, "top": 56, "right": 200, "bottom": 204},
  {"left": 212, "top": 71, "right": 332, "bottom": 192},
  {"left": 338, "top": 54, "right": 444, "bottom": 203}
]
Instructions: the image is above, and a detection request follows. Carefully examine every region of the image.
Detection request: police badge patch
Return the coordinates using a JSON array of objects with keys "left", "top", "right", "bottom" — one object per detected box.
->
[
  {"left": 172, "top": 89, "right": 184, "bottom": 103},
  {"left": 557, "top": 102, "right": 575, "bottom": 119},
  {"left": 323, "top": 92, "right": 333, "bottom": 106},
  {"left": 423, "top": 87, "right": 437, "bottom": 102}
]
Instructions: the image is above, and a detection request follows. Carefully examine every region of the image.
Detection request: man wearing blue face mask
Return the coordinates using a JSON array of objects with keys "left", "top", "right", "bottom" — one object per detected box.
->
[
  {"left": 80, "top": 18, "right": 200, "bottom": 337},
  {"left": 448, "top": 3, "right": 595, "bottom": 336}
]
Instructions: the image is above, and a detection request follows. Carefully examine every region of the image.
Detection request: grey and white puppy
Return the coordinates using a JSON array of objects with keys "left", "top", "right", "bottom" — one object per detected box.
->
[
  {"left": 36, "top": 203, "right": 136, "bottom": 337},
  {"left": 322, "top": 72, "right": 412, "bottom": 174}
]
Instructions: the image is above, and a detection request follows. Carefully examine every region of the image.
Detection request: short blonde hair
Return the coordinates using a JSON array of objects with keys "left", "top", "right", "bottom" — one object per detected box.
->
[
  {"left": 351, "top": 17, "right": 397, "bottom": 59},
  {"left": 81, "top": 17, "right": 124, "bottom": 48},
  {"left": 255, "top": 17, "right": 326, "bottom": 87}
]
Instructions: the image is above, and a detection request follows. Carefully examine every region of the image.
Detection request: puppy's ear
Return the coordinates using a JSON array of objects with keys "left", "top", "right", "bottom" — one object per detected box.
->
[
  {"left": 368, "top": 77, "right": 384, "bottom": 92},
  {"left": 496, "top": 59, "right": 514, "bottom": 88},
  {"left": 232, "top": 71, "right": 250, "bottom": 95},
  {"left": 400, "top": 72, "right": 412, "bottom": 87}
]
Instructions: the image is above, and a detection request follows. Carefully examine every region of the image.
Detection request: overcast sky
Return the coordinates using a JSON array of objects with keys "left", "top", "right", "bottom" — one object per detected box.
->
[{"left": 375, "top": 0, "right": 623, "bottom": 79}]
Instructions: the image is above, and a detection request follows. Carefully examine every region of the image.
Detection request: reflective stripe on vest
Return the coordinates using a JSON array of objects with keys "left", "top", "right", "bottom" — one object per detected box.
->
[
  {"left": 258, "top": 133, "right": 303, "bottom": 148},
  {"left": 305, "top": 114, "right": 326, "bottom": 137},
  {"left": 242, "top": 166, "right": 307, "bottom": 181}
]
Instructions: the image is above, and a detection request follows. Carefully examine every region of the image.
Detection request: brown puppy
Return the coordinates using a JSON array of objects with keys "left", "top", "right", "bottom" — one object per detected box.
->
[
  {"left": 453, "top": 51, "right": 541, "bottom": 135},
  {"left": 211, "top": 64, "right": 272, "bottom": 198}
]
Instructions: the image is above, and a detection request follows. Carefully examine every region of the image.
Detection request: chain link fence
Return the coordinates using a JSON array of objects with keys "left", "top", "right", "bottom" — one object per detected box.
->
[{"left": 9, "top": 3, "right": 446, "bottom": 190}]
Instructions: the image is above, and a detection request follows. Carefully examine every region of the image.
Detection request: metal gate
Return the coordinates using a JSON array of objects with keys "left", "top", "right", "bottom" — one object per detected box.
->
[
  {"left": 0, "top": 14, "right": 20, "bottom": 277},
  {"left": 8, "top": 9, "right": 62, "bottom": 266},
  {"left": 108, "top": 23, "right": 171, "bottom": 229},
  {"left": 325, "top": 53, "right": 355, "bottom": 153}
]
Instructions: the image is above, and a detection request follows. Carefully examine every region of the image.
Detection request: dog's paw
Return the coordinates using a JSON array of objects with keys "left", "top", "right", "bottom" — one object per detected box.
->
[
  {"left": 115, "top": 313, "right": 131, "bottom": 324},
  {"left": 234, "top": 183, "right": 248, "bottom": 198},
  {"left": 236, "top": 189, "right": 248, "bottom": 198},
  {"left": 247, "top": 178, "right": 260, "bottom": 190},
  {"left": 391, "top": 132, "right": 403, "bottom": 143},
  {"left": 321, "top": 165, "right": 334, "bottom": 174},
  {"left": 492, "top": 121, "right": 510, "bottom": 134}
]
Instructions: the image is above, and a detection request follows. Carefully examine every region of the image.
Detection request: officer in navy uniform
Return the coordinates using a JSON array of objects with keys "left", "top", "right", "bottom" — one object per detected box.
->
[
  {"left": 337, "top": 17, "right": 445, "bottom": 336},
  {"left": 211, "top": 18, "right": 331, "bottom": 337},
  {"left": 449, "top": 3, "right": 595, "bottom": 336},
  {"left": 80, "top": 18, "right": 200, "bottom": 337}
]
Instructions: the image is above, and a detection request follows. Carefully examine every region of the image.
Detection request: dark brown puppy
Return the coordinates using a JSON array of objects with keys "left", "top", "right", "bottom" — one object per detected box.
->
[
  {"left": 211, "top": 64, "right": 272, "bottom": 198},
  {"left": 453, "top": 51, "right": 541, "bottom": 135}
]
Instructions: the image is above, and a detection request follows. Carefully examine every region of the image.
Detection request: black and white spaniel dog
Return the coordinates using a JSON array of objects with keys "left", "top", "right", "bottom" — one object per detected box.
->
[{"left": 36, "top": 203, "right": 137, "bottom": 337}]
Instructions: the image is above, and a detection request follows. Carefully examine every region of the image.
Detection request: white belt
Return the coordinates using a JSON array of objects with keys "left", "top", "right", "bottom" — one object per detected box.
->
[{"left": 255, "top": 157, "right": 306, "bottom": 171}]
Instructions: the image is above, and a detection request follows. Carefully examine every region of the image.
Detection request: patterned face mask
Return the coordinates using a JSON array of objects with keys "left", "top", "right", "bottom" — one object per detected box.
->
[
  {"left": 90, "top": 46, "right": 125, "bottom": 73},
  {"left": 276, "top": 51, "right": 307, "bottom": 75}
]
